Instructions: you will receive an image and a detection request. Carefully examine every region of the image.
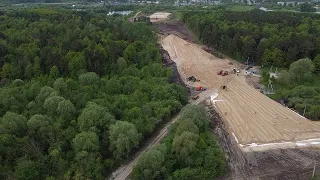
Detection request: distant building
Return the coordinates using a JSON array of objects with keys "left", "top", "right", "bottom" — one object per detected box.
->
[{"left": 277, "top": 1, "right": 303, "bottom": 6}]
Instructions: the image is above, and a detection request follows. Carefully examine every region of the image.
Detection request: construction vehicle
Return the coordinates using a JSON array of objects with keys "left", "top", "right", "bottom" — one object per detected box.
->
[
  {"left": 246, "top": 66, "right": 253, "bottom": 70},
  {"left": 221, "top": 85, "right": 227, "bottom": 90},
  {"left": 187, "top": 76, "right": 200, "bottom": 82},
  {"left": 222, "top": 71, "right": 228, "bottom": 76},
  {"left": 233, "top": 68, "right": 240, "bottom": 74},
  {"left": 196, "top": 85, "right": 206, "bottom": 91},
  {"left": 218, "top": 70, "right": 228, "bottom": 76},
  {"left": 192, "top": 95, "right": 199, "bottom": 100}
]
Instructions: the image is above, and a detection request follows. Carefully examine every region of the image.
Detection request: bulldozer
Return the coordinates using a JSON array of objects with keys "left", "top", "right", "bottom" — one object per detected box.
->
[{"left": 187, "top": 76, "right": 200, "bottom": 82}]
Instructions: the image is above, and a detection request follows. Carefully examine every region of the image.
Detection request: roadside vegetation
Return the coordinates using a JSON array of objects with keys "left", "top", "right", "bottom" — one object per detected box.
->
[
  {"left": 0, "top": 9, "right": 187, "bottom": 179},
  {"left": 263, "top": 58, "right": 320, "bottom": 120},
  {"left": 182, "top": 9, "right": 320, "bottom": 120},
  {"left": 131, "top": 104, "right": 227, "bottom": 180}
]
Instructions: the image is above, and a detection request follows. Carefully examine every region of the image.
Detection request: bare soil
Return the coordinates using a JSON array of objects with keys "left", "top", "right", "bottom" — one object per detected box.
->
[
  {"left": 157, "top": 19, "right": 320, "bottom": 179},
  {"left": 153, "top": 19, "right": 196, "bottom": 43},
  {"left": 109, "top": 18, "right": 320, "bottom": 180},
  {"left": 161, "top": 34, "right": 320, "bottom": 145},
  {"left": 207, "top": 104, "right": 320, "bottom": 179},
  {"left": 149, "top": 12, "right": 171, "bottom": 22},
  {"left": 246, "top": 74, "right": 261, "bottom": 90}
]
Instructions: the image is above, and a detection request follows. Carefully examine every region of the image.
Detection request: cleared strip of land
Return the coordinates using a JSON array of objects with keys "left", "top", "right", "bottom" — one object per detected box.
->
[
  {"left": 161, "top": 34, "right": 320, "bottom": 147},
  {"left": 149, "top": 12, "right": 171, "bottom": 22}
]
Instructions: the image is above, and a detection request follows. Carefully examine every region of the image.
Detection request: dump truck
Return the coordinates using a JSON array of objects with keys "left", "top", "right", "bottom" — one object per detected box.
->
[{"left": 196, "top": 85, "right": 206, "bottom": 91}]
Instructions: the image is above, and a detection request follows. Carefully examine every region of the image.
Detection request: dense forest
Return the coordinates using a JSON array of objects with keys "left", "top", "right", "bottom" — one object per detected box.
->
[
  {"left": 131, "top": 105, "right": 227, "bottom": 180},
  {"left": 0, "top": 9, "right": 187, "bottom": 179},
  {"left": 182, "top": 9, "right": 320, "bottom": 67}
]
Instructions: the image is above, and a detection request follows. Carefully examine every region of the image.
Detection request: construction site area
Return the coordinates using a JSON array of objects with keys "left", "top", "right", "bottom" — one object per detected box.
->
[
  {"left": 109, "top": 13, "right": 320, "bottom": 180},
  {"left": 158, "top": 18, "right": 320, "bottom": 178},
  {"left": 161, "top": 34, "right": 320, "bottom": 148}
]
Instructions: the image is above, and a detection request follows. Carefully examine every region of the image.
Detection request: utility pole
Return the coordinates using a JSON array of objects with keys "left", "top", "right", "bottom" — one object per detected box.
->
[{"left": 312, "top": 158, "right": 316, "bottom": 177}]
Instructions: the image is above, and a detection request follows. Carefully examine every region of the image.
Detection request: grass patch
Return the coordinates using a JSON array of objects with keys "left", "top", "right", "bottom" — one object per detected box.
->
[{"left": 227, "top": 5, "right": 255, "bottom": 11}]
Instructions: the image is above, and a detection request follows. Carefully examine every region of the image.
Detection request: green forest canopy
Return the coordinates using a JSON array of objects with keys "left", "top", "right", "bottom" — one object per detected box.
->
[
  {"left": 182, "top": 9, "right": 320, "bottom": 67},
  {"left": 0, "top": 9, "right": 187, "bottom": 179},
  {"left": 131, "top": 105, "right": 227, "bottom": 180}
]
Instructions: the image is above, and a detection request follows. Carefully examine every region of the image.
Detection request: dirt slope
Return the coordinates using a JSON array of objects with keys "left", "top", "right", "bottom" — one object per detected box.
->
[{"left": 161, "top": 34, "right": 320, "bottom": 147}]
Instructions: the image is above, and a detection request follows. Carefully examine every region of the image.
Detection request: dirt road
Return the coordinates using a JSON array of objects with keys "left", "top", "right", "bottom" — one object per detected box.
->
[
  {"left": 161, "top": 34, "right": 320, "bottom": 149},
  {"left": 109, "top": 93, "right": 208, "bottom": 180},
  {"left": 109, "top": 115, "right": 178, "bottom": 180}
]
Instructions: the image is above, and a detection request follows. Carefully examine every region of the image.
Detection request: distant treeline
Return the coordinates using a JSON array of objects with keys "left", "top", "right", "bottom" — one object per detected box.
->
[
  {"left": 182, "top": 9, "right": 320, "bottom": 67},
  {"left": 9, "top": 0, "right": 95, "bottom": 3}
]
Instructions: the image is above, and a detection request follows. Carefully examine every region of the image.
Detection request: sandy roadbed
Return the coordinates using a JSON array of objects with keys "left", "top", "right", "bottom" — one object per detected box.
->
[{"left": 161, "top": 34, "right": 320, "bottom": 150}]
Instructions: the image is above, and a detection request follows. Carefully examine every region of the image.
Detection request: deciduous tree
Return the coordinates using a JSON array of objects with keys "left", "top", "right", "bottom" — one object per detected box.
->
[
  {"left": 289, "top": 58, "right": 314, "bottom": 83},
  {"left": 109, "top": 121, "right": 141, "bottom": 159}
]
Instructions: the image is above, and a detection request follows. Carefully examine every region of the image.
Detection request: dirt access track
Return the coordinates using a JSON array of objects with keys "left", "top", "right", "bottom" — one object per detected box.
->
[{"left": 161, "top": 34, "right": 320, "bottom": 151}]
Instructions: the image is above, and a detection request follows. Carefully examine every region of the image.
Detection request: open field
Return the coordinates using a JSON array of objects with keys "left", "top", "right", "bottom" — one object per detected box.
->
[{"left": 161, "top": 34, "right": 320, "bottom": 149}]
